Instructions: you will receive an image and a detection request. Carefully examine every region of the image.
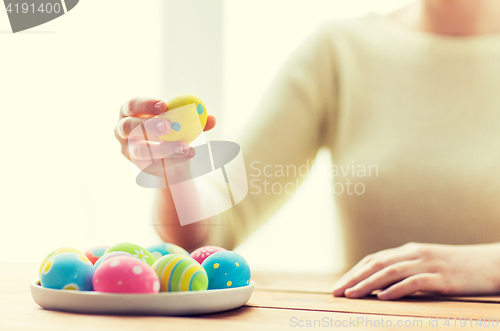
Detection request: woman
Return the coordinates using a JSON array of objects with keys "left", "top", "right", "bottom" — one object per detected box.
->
[{"left": 115, "top": 0, "right": 500, "bottom": 300}]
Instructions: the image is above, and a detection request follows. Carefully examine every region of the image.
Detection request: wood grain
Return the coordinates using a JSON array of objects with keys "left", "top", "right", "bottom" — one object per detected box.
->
[
  {"left": 252, "top": 271, "right": 339, "bottom": 293},
  {"left": 2, "top": 263, "right": 499, "bottom": 330},
  {"left": 0, "top": 267, "right": 433, "bottom": 331},
  {"left": 247, "top": 289, "right": 500, "bottom": 320},
  {"left": 252, "top": 271, "right": 500, "bottom": 303}
]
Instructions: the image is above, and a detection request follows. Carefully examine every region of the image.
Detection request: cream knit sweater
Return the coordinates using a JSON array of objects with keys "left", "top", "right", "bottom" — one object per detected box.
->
[{"left": 207, "top": 13, "right": 500, "bottom": 269}]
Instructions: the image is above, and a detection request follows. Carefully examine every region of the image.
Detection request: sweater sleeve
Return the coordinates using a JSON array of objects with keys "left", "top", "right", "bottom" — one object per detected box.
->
[{"left": 205, "top": 22, "right": 338, "bottom": 250}]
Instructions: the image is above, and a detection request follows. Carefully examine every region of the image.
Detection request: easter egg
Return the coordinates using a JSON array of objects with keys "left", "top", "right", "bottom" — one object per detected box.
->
[
  {"left": 104, "top": 243, "right": 156, "bottom": 266},
  {"left": 201, "top": 251, "right": 251, "bottom": 290},
  {"left": 156, "top": 94, "right": 208, "bottom": 144},
  {"left": 94, "top": 251, "right": 133, "bottom": 270},
  {"left": 152, "top": 254, "right": 208, "bottom": 292},
  {"left": 146, "top": 242, "right": 190, "bottom": 260},
  {"left": 39, "top": 247, "right": 86, "bottom": 278},
  {"left": 93, "top": 256, "right": 160, "bottom": 294},
  {"left": 40, "top": 252, "right": 94, "bottom": 291},
  {"left": 190, "top": 246, "right": 226, "bottom": 264},
  {"left": 84, "top": 245, "right": 109, "bottom": 265}
]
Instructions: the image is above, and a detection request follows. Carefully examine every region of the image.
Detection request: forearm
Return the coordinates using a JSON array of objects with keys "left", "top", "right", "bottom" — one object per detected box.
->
[{"left": 153, "top": 185, "right": 210, "bottom": 252}]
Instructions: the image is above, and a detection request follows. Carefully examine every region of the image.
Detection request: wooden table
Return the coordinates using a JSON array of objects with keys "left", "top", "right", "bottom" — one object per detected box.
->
[{"left": 1, "top": 263, "right": 499, "bottom": 330}]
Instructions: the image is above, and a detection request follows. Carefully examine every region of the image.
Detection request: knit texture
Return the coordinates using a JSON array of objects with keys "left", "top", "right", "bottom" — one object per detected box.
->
[{"left": 207, "top": 14, "right": 500, "bottom": 269}]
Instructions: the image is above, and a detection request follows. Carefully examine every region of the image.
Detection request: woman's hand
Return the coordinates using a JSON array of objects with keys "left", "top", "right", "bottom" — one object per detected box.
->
[
  {"left": 114, "top": 97, "right": 216, "bottom": 177},
  {"left": 332, "top": 242, "right": 500, "bottom": 300}
]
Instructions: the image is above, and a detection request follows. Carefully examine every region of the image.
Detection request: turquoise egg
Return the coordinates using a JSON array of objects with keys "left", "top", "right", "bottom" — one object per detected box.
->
[
  {"left": 147, "top": 243, "right": 189, "bottom": 260},
  {"left": 40, "top": 252, "right": 94, "bottom": 291},
  {"left": 201, "top": 251, "right": 251, "bottom": 290}
]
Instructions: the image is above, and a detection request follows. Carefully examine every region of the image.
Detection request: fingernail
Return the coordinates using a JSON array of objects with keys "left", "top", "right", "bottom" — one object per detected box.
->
[
  {"left": 154, "top": 101, "right": 164, "bottom": 113},
  {"left": 378, "top": 290, "right": 388, "bottom": 299},
  {"left": 156, "top": 121, "right": 165, "bottom": 133},
  {"left": 174, "top": 145, "right": 185, "bottom": 155}
]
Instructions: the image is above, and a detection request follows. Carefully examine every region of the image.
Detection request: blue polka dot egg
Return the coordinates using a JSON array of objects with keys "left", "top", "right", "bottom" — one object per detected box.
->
[
  {"left": 146, "top": 242, "right": 190, "bottom": 260},
  {"left": 40, "top": 252, "right": 94, "bottom": 291},
  {"left": 201, "top": 251, "right": 251, "bottom": 290}
]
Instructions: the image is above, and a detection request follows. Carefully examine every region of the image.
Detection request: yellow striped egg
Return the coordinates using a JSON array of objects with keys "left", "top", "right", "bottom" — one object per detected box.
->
[{"left": 152, "top": 254, "right": 208, "bottom": 292}]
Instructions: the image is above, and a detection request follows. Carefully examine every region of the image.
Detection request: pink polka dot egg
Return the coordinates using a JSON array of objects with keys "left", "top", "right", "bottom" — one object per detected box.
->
[
  {"left": 93, "top": 251, "right": 134, "bottom": 270},
  {"left": 190, "top": 246, "right": 226, "bottom": 264},
  {"left": 93, "top": 256, "right": 160, "bottom": 294}
]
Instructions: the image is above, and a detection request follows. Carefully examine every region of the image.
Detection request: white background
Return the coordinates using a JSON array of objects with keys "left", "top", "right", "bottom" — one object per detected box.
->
[{"left": 0, "top": 0, "right": 411, "bottom": 273}]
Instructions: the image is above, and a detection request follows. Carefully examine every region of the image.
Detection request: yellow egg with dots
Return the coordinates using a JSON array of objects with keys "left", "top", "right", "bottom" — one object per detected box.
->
[{"left": 155, "top": 94, "right": 208, "bottom": 144}]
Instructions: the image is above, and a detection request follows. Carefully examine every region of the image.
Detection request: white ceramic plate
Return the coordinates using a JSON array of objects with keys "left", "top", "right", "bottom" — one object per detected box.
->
[{"left": 30, "top": 279, "right": 254, "bottom": 316}]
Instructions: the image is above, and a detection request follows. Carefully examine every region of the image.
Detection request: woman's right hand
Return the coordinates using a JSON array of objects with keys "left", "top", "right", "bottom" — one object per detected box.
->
[{"left": 114, "top": 98, "right": 197, "bottom": 177}]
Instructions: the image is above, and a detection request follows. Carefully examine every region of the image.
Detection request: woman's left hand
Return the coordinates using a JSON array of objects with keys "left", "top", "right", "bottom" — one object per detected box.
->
[{"left": 331, "top": 242, "right": 500, "bottom": 300}]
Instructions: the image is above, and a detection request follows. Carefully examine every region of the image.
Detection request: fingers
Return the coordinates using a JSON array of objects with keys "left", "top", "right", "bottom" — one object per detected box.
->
[
  {"left": 120, "top": 98, "right": 167, "bottom": 119},
  {"left": 332, "top": 249, "right": 418, "bottom": 297},
  {"left": 343, "top": 260, "right": 424, "bottom": 299},
  {"left": 337, "top": 248, "right": 394, "bottom": 281},
  {"left": 115, "top": 117, "right": 171, "bottom": 141},
  {"left": 133, "top": 149, "right": 197, "bottom": 177},
  {"left": 129, "top": 140, "right": 192, "bottom": 161},
  {"left": 203, "top": 115, "right": 216, "bottom": 132},
  {"left": 134, "top": 149, "right": 196, "bottom": 177},
  {"left": 377, "top": 274, "right": 443, "bottom": 300}
]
